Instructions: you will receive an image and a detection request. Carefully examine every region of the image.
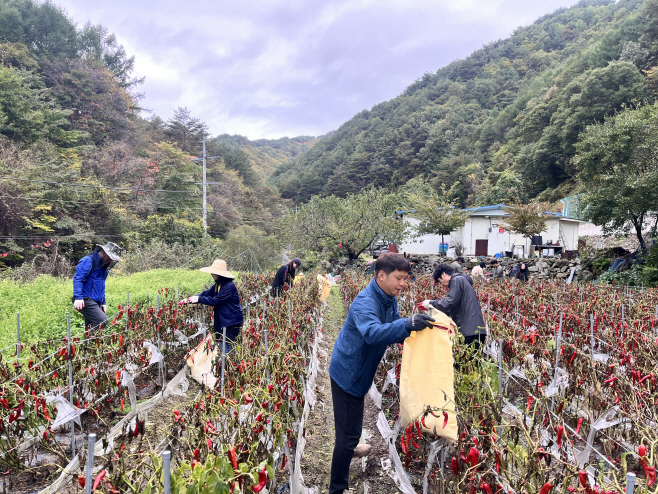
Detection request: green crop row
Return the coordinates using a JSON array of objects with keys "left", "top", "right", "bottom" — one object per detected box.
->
[{"left": 0, "top": 269, "right": 224, "bottom": 351}]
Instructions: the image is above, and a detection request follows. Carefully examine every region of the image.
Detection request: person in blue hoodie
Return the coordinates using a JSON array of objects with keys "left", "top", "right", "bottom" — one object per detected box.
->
[
  {"left": 328, "top": 253, "right": 435, "bottom": 494},
  {"left": 72, "top": 242, "right": 123, "bottom": 332},
  {"left": 181, "top": 259, "right": 243, "bottom": 353}
]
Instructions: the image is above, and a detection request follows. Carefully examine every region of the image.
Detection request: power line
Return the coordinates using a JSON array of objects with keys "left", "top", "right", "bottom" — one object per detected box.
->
[
  {"left": 0, "top": 176, "right": 196, "bottom": 194},
  {"left": 0, "top": 195, "right": 202, "bottom": 211}
]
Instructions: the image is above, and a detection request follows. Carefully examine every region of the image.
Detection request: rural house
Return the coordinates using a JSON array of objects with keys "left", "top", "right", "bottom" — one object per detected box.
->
[{"left": 397, "top": 204, "right": 582, "bottom": 258}]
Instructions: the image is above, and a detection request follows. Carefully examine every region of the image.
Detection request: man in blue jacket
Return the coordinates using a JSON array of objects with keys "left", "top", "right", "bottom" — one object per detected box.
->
[
  {"left": 328, "top": 253, "right": 435, "bottom": 494},
  {"left": 73, "top": 242, "right": 122, "bottom": 332}
]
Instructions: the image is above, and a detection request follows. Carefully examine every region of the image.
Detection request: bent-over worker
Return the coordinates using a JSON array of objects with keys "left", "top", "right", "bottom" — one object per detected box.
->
[
  {"left": 421, "top": 262, "right": 486, "bottom": 350},
  {"left": 328, "top": 253, "right": 435, "bottom": 494},
  {"left": 271, "top": 258, "right": 301, "bottom": 296},
  {"left": 72, "top": 242, "right": 122, "bottom": 332},
  {"left": 181, "top": 259, "right": 243, "bottom": 352}
]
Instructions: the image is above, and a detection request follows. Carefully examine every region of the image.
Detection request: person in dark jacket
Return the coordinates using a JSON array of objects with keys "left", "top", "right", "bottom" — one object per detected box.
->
[
  {"left": 421, "top": 263, "right": 486, "bottom": 349},
  {"left": 328, "top": 253, "right": 435, "bottom": 494},
  {"left": 518, "top": 263, "right": 529, "bottom": 282},
  {"left": 509, "top": 263, "right": 521, "bottom": 279},
  {"left": 182, "top": 259, "right": 244, "bottom": 352},
  {"left": 271, "top": 258, "right": 301, "bottom": 296},
  {"left": 73, "top": 242, "right": 123, "bottom": 332}
]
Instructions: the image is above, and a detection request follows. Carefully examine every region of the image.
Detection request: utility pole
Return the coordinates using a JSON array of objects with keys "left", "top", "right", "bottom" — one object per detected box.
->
[
  {"left": 191, "top": 138, "right": 220, "bottom": 236},
  {"left": 202, "top": 135, "right": 207, "bottom": 233}
]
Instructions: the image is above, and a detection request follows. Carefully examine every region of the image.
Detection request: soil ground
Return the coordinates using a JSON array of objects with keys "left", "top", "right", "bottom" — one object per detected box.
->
[{"left": 300, "top": 287, "right": 399, "bottom": 494}]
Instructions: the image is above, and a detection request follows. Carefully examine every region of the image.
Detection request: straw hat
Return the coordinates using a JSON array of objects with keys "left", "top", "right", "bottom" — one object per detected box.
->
[{"left": 200, "top": 259, "right": 234, "bottom": 279}]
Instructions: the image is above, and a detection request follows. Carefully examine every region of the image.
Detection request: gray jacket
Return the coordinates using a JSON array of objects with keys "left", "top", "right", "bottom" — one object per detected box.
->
[
  {"left": 493, "top": 265, "right": 504, "bottom": 279},
  {"left": 431, "top": 273, "right": 486, "bottom": 337}
]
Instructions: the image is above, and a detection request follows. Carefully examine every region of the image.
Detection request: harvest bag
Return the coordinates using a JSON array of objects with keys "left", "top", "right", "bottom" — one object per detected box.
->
[
  {"left": 399, "top": 307, "right": 458, "bottom": 442},
  {"left": 186, "top": 335, "right": 218, "bottom": 388}
]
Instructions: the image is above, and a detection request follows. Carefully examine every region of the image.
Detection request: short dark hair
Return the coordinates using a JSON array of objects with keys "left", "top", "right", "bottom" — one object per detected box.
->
[
  {"left": 479, "top": 261, "right": 486, "bottom": 268},
  {"left": 457, "top": 257, "right": 465, "bottom": 263},
  {"left": 491, "top": 260, "right": 499, "bottom": 266},
  {"left": 375, "top": 253, "right": 410, "bottom": 276},
  {"left": 433, "top": 263, "right": 454, "bottom": 282}
]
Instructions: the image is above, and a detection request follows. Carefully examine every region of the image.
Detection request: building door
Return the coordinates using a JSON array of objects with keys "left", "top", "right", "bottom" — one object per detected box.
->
[{"left": 475, "top": 239, "right": 488, "bottom": 256}]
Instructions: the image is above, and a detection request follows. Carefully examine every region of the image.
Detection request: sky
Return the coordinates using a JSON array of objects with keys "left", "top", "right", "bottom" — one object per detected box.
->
[{"left": 58, "top": 0, "right": 582, "bottom": 140}]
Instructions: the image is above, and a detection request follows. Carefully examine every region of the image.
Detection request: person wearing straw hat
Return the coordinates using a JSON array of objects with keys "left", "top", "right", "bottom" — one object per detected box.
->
[
  {"left": 271, "top": 258, "right": 301, "bottom": 297},
  {"left": 72, "top": 242, "right": 123, "bottom": 332},
  {"left": 180, "top": 259, "right": 243, "bottom": 352}
]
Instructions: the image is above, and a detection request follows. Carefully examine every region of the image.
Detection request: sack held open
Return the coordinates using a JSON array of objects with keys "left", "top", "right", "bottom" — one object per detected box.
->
[{"left": 399, "top": 307, "right": 459, "bottom": 442}]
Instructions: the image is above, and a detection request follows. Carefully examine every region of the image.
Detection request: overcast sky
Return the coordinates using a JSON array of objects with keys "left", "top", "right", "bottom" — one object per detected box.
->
[{"left": 58, "top": 0, "right": 581, "bottom": 140}]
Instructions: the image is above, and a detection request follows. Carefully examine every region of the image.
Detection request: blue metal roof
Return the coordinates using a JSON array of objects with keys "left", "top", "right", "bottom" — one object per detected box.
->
[{"left": 396, "top": 204, "right": 565, "bottom": 217}]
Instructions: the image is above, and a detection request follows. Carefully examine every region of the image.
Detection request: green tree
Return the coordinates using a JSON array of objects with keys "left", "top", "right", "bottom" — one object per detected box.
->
[
  {"left": 164, "top": 107, "right": 208, "bottom": 155},
  {"left": 408, "top": 184, "right": 469, "bottom": 249},
  {"left": 503, "top": 200, "right": 555, "bottom": 244},
  {"left": 575, "top": 103, "right": 658, "bottom": 248},
  {"left": 280, "top": 187, "right": 409, "bottom": 260}
]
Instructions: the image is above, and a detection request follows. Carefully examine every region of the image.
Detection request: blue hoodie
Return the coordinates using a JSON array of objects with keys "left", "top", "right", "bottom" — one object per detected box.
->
[{"left": 329, "top": 278, "right": 411, "bottom": 398}]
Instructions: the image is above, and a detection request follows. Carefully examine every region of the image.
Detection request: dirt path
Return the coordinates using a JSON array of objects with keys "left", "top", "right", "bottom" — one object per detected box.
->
[{"left": 300, "top": 288, "right": 399, "bottom": 494}]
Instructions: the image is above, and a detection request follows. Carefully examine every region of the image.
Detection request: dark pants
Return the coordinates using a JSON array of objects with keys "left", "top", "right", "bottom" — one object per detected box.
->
[
  {"left": 214, "top": 323, "right": 241, "bottom": 354},
  {"left": 464, "top": 333, "right": 487, "bottom": 351},
  {"left": 330, "top": 378, "right": 364, "bottom": 494},
  {"left": 80, "top": 298, "right": 108, "bottom": 332}
]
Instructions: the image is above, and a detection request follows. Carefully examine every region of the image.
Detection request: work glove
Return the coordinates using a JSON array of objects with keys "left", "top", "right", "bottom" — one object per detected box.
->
[
  {"left": 101, "top": 305, "right": 107, "bottom": 313},
  {"left": 417, "top": 300, "right": 433, "bottom": 311},
  {"left": 189, "top": 295, "right": 199, "bottom": 304},
  {"left": 73, "top": 299, "right": 85, "bottom": 311},
  {"left": 407, "top": 314, "right": 435, "bottom": 332}
]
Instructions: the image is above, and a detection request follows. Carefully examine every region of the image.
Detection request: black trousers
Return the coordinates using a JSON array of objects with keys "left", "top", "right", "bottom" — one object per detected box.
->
[
  {"left": 329, "top": 378, "right": 364, "bottom": 494},
  {"left": 463, "top": 333, "right": 487, "bottom": 350},
  {"left": 80, "top": 298, "right": 108, "bottom": 332}
]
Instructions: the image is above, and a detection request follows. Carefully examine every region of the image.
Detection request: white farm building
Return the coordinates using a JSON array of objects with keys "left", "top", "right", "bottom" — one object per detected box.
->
[{"left": 397, "top": 204, "right": 582, "bottom": 258}]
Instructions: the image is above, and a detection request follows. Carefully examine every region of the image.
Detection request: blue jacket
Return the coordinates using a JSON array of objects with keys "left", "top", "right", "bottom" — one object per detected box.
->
[
  {"left": 329, "top": 279, "right": 411, "bottom": 398},
  {"left": 198, "top": 281, "right": 244, "bottom": 340},
  {"left": 73, "top": 252, "right": 109, "bottom": 304}
]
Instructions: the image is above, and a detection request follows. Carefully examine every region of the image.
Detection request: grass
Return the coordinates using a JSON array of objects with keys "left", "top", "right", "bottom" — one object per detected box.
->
[{"left": 0, "top": 269, "right": 218, "bottom": 351}]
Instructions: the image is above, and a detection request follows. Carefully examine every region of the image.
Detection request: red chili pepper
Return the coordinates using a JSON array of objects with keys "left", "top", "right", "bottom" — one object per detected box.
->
[
  {"left": 194, "top": 448, "right": 200, "bottom": 462},
  {"left": 243, "top": 393, "right": 254, "bottom": 403},
  {"left": 527, "top": 395, "right": 534, "bottom": 411},
  {"left": 467, "top": 447, "right": 479, "bottom": 468},
  {"left": 442, "top": 412, "right": 448, "bottom": 429},
  {"left": 495, "top": 450, "right": 502, "bottom": 473},
  {"left": 251, "top": 465, "right": 268, "bottom": 492},
  {"left": 421, "top": 416, "right": 428, "bottom": 429},
  {"left": 415, "top": 420, "right": 422, "bottom": 439},
  {"left": 78, "top": 476, "right": 85, "bottom": 488},
  {"left": 92, "top": 470, "right": 106, "bottom": 490},
  {"left": 578, "top": 470, "right": 588, "bottom": 488},
  {"left": 481, "top": 483, "right": 493, "bottom": 494},
  {"left": 206, "top": 438, "right": 212, "bottom": 450},
  {"left": 639, "top": 445, "right": 647, "bottom": 457},
  {"left": 450, "top": 456, "right": 459, "bottom": 475},
  {"left": 557, "top": 426, "right": 564, "bottom": 448},
  {"left": 575, "top": 417, "right": 583, "bottom": 435},
  {"left": 133, "top": 422, "right": 139, "bottom": 438},
  {"left": 115, "top": 371, "right": 121, "bottom": 388},
  {"left": 120, "top": 399, "right": 124, "bottom": 412},
  {"left": 281, "top": 455, "right": 287, "bottom": 469},
  {"left": 228, "top": 447, "right": 238, "bottom": 471},
  {"left": 539, "top": 482, "right": 553, "bottom": 494}
]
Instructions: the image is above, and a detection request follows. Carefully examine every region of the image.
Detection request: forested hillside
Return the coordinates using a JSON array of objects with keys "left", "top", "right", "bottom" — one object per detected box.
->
[
  {"left": 212, "top": 134, "right": 320, "bottom": 179},
  {"left": 271, "top": 0, "right": 658, "bottom": 207},
  {"left": 0, "top": 0, "right": 309, "bottom": 273}
]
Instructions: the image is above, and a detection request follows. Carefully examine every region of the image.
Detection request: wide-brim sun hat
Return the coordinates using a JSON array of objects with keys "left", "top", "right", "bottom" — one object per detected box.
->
[
  {"left": 200, "top": 259, "right": 235, "bottom": 279},
  {"left": 96, "top": 242, "right": 123, "bottom": 262}
]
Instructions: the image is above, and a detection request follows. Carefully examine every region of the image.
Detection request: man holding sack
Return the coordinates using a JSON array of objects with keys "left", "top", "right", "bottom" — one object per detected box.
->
[{"left": 328, "top": 253, "right": 435, "bottom": 494}]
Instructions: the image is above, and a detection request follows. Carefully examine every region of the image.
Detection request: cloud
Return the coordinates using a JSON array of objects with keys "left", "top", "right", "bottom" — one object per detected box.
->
[{"left": 58, "top": 0, "right": 580, "bottom": 139}]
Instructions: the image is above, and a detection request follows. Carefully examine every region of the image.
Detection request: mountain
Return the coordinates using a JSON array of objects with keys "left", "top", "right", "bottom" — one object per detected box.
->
[
  {"left": 211, "top": 134, "right": 321, "bottom": 179},
  {"left": 270, "top": 0, "right": 655, "bottom": 207}
]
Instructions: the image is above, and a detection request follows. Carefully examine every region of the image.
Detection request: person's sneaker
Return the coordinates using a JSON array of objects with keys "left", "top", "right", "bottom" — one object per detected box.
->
[{"left": 353, "top": 444, "right": 371, "bottom": 458}]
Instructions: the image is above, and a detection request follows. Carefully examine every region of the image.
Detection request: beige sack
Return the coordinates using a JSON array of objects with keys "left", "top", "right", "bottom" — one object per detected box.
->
[
  {"left": 186, "top": 335, "right": 218, "bottom": 388},
  {"left": 399, "top": 308, "right": 458, "bottom": 442},
  {"left": 317, "top": 274, "right": 332, "bottom": 303}
]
